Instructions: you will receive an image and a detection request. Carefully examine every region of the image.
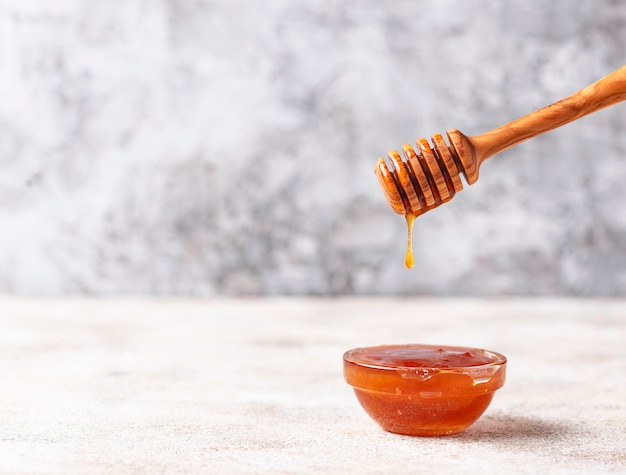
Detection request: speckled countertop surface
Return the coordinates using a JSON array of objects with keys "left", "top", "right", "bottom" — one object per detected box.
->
[{"left": 1, "top": 297, "right": 625, "bottom": 474}]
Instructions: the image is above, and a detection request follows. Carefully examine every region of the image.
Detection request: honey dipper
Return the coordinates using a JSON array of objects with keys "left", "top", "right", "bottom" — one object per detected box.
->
[{"left": 375, "top": 64, "right": 626, "bottom": 268}]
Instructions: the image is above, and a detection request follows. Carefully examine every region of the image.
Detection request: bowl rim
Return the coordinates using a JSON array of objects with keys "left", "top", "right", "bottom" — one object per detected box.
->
[{"left": 343, "top": 343, "right": 507, "bottom": 372}]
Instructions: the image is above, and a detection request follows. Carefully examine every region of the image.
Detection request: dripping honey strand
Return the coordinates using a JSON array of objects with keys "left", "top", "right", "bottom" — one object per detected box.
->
[{"left": 404, "top": 213, "right": 416, "bottom": 269}]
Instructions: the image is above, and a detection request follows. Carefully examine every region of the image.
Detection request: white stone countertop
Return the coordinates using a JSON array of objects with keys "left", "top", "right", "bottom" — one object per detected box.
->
[{"left": 1, "top": 297, "right": 625, "bottom": 474}]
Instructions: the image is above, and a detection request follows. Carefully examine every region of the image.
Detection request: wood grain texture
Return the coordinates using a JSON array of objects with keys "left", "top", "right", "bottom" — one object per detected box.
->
[
  {"left": 376, "top": 64, "right": 626, "bottom": 217},
  {"left": 469, "top": 64, "right": 626, "bottom": 165}
]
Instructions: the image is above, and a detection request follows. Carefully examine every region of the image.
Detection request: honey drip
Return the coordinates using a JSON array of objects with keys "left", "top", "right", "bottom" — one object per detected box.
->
[{"left": 404, "top": 213, "right": 416, "bottom": 268}]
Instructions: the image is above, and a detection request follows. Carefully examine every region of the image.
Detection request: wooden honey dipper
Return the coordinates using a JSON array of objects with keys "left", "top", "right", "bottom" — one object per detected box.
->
[{"left": 375, "top": 64, "right": 626, "bottom": 268}]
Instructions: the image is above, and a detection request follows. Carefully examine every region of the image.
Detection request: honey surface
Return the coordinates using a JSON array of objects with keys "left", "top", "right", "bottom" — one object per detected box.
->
[{"left": 351, "top": 345, "right": 497, "bottom": 369}]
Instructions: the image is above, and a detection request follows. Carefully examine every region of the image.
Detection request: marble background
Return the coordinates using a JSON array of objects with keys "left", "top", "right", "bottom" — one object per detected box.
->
[{"left": 1, "top": 0, "right": 625, "bottom": 296}]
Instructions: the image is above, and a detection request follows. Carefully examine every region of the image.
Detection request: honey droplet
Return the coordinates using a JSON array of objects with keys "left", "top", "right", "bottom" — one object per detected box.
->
[{"left": 404, "top": 213, "right": 416, "bottom": 269}]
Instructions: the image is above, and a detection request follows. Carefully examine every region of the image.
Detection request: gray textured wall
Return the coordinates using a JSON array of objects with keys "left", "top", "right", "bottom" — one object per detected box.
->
[{"left": 1, "top": 0, "right": 625, "bottom": 296}]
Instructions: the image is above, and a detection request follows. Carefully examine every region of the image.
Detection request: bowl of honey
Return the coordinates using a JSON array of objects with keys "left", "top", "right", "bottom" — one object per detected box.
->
[{"left": 343, "top": 344, "right": 507, "bottom": 436}]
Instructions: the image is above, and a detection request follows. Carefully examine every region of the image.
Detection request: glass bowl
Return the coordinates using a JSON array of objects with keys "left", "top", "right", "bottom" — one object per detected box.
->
[{"left": 343, "top": 344, "right": 507, "bottom": 436}]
